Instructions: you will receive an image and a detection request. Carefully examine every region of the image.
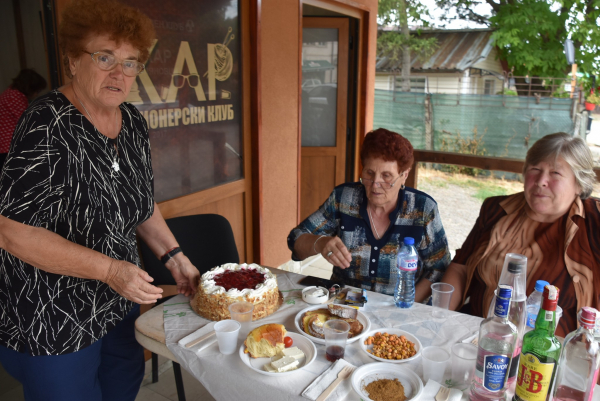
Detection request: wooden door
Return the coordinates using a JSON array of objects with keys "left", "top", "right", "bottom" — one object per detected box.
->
[{"left": 300, "top": 18, "right": 349, "bottom": 221}]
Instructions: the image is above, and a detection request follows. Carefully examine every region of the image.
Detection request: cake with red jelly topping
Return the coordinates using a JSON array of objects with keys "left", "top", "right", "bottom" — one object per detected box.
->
[{"left": 190, "top": 263, "right": 279, "bottom": 321}]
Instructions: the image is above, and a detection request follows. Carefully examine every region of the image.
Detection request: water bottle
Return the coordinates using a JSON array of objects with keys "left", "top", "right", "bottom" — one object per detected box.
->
[
  {"left": 394, "top": 237, "right": 419, "bottom": 308},
  {"left": 524, "top": 280, "right": 549, "bottom": 333}
]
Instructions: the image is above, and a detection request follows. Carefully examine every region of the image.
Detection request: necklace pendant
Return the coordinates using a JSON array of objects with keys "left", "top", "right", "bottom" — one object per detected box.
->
[{"left": 112, "top": 160, "right": 120, "bottom": 172}]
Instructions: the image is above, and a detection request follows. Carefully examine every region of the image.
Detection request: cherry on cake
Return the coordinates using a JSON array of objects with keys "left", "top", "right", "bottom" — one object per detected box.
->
[{"left": 190, "top": 263, "right": 280, "bottom": 321}]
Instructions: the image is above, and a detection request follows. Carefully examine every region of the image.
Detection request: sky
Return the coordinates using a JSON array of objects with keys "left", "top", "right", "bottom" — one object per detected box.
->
[{"left": 412, "top": 0, "right": 492, "bottom": 29}]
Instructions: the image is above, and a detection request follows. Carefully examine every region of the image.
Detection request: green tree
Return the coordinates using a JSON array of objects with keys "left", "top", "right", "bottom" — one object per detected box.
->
[
  {"left": 378, "top": 0, "right": 439, "bottom": 91},
  {"left": 434, "top": 0, "right": 600, "bottom": 77}
]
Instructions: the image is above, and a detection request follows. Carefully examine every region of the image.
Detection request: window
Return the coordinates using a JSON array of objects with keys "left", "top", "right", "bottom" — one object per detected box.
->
[{"left": 484, "top": 79, "right": 495, "bottom": 95}]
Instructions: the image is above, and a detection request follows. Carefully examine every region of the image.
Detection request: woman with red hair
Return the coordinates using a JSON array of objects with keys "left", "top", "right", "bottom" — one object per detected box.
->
[{"left": 289, "top": 128, "right": 451, "bottom": 300}]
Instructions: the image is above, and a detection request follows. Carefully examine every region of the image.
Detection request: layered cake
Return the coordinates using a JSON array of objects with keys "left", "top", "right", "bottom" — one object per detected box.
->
[{"left": 190, "top": 263, "right": 280, "bottom": 321}]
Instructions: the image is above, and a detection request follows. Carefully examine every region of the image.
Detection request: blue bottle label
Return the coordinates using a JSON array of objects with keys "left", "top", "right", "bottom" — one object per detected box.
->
[
  {"left": 399, "top": 257, "right": 418, "bottom": 272},
  {"left": 494, "top": 297, "right": 510, "bottom": 318},
  {"left": 483, "top": 354, "right": 510, "bottom": 392},
  {"left": 526, "top": 312, "right": 537, "bottom": 328}
]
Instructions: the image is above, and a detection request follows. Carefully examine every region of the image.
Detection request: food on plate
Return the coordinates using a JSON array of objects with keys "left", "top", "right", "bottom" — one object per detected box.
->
[
  {"left": 364, "top": 332, "right": 417, "bottom": 360},
  {"left": 300, "top": 308, "right": 364, "bottom": 339},
  {"left": 190, "top": 263, "right": 279, "bottom": 321},
  {"left": 263, "top": 346, "right": 306, "bottom": 372},
  {"left": 284, "top": 336, "right": 293, "bottom": 348},
  {"left": 364, "top": 378, "right": 406, "bottom": 401},
  {"left": 244, "top": 324, "right": 286, "bottom": 358},
  {"left": 328, "top": 303, "right": 358, "bottom": 319}
]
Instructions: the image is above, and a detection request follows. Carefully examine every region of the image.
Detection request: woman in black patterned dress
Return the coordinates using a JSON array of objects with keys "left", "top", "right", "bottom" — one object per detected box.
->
[{"left": 0, "top": 1, "right": 199, "bottom": 400}]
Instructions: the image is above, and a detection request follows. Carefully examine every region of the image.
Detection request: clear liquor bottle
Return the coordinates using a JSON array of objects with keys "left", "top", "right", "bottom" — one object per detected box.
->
[
  {"left": 470, "top": 285, "right": 518, "bottom": 401},
  {"left": 513, "top": 285, "right": 561, "bottom": 401},
  {"left": 552, "top": 307, "right": 599, "bottom": 401},
  {"left": 486, "top": 254, "right": 528, "bottom": 399}
]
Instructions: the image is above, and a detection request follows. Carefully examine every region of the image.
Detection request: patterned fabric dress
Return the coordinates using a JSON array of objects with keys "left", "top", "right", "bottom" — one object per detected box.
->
[
  {"left": 0, "top": 90, "right": 154, "bottom": 356},
  {"left": 288, "top": 183, "right": 451, "bottom": 295},
  {"left": 454, "top": 193, "right": 600, "bottom": 338}
]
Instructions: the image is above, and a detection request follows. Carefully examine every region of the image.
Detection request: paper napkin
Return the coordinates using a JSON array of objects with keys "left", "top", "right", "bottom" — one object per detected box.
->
[
  {"left": 421, "top": 380, "right": 463, "bottom": 401},
  {"left": 302, "top": 359, "right": 357, "bottom": 400},
  {"left": 176, "top": 321, "right": 217, "bottom": 353}
]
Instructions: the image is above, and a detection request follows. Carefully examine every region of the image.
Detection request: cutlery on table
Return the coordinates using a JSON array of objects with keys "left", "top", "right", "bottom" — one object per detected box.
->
[
  {"left": 184, "top": 331, "right": 216, "bottom": 348},
  {"left": 316, "top": 365, "right": 354, "bottom": 401},
  {"left": 435, "top": 385, "right": 451, "bottom": 401}
]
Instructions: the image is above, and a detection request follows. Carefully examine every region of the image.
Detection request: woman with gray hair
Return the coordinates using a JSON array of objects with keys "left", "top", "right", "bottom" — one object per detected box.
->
[{"left": 441, "top": 132, "right": 599, "bottom": 338}]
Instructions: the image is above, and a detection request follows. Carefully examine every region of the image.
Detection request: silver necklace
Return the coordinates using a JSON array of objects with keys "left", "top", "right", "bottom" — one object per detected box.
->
[
  {"left": 368, "top": 205, "right": 390, "bottom": 240},
  {"left": 76, "top": 93, "right": 120, "bottom": 172}
]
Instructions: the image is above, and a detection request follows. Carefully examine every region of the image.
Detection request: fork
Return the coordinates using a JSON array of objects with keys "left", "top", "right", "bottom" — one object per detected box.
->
[
  {"left": 435, "top": 386, "right": 451, "bottom": 401},
  {"left": 316, "top": 365, "right": 355, "bottom": 401}
]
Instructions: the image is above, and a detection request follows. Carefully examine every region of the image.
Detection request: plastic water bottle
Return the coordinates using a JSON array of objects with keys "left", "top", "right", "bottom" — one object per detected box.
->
[
  {"left": 394, "top": 237, "right": 419, "bottom": 308},
  {"left": 524, "top": 280, "right": 550, "bottom": 333}
]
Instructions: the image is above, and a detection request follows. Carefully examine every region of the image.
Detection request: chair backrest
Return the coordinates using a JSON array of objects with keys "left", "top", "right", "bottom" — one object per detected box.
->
[{"left": 138, "top": 214, "right": 240, "bottom": 286}]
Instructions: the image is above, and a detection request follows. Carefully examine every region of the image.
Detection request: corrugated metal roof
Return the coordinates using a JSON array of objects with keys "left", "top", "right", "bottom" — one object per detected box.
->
[{"left": 376, "top": 29, "right": 495, "bottom": 72}]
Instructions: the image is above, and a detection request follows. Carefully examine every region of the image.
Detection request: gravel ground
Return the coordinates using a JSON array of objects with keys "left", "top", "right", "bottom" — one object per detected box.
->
[{"left": 419, "top": 178, "right": 484, "bottom": 252}]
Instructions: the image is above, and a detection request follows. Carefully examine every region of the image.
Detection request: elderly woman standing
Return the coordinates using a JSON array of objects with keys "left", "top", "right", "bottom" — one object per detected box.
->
[
  {"left": 288, "top": 128, "right": 451, "bottom": 301},
  {"left": 442, "top": 132, "right": 600, "bottom": 338},
  {"left": 0, "top": 1, "right": 199, "bottom": 400}
]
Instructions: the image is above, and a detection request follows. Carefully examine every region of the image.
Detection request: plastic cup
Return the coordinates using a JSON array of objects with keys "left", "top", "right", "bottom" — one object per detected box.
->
[
  {"left": 451, "top": 343, "right": 478, "bottom": 389},
  {"left": 324, "top": 320, "right": 350, "bottom": 362},
  {"left": 213, "top": 319, "right": 241, "bottom": 355},
  {"left": 228, "top": 302, "right": 254, "bottom": 337},
  {"left": 422, "top": 346, "right": 451, "bottom": 383},
  {"left": 431, "top": 283, "right": 454, "bottom": 318}
]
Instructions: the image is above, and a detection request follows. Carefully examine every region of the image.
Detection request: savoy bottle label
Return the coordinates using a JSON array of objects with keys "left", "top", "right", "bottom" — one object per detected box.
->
[{"left": 483, "top": 354, "right": 510, "bottom": 391}]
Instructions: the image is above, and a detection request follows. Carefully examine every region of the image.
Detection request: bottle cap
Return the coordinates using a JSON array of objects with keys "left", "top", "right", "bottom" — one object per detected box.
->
[
  {"left": 541, "top": 285, "right": 560, "bottom": 311},
  {"left": 534, "top": 280, "right": 550, "bottom": 293},
  {"left": 497, "top": 284, "right": 513, "bottom": 300},
  {"left": 403, "top": 237, "right": 414, "bottom": 246},
  {"left": 507, "top": 261, "right": 525, "bottom": 274},
  {"left": 579, "top": 307, "right": 597, "bottom": 329}
]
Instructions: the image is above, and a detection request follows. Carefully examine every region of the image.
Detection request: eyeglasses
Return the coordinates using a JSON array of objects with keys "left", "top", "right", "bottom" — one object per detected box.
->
[
  {"left": 87, "top": 51, "right": 144, "bottom": 77},
  {"left": 171, "top": 74, "right": 201, "bottom": 88},
  {"left": 360, "top": 175, "right": 402, "bottom": 190}
]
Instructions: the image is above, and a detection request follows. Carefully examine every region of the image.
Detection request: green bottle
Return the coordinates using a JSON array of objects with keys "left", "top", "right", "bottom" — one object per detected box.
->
[{"left": 513, "top": 285, "right": 562, "bottom": 401}]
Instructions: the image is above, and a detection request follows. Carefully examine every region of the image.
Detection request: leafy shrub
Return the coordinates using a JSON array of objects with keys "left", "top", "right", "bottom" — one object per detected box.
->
[
  {"left": 496, "top": 89, "right": 518, "bottom": 96},
  {"left": 438, "top": 128, "right": 487, "bottom": 176}
]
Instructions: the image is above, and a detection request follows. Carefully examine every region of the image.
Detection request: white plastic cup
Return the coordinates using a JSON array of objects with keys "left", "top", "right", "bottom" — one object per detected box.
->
[
  {"left": 451, "top": 343, "right": 478, "bottom": 389},
  {"left": 422, "top": 346, "right": 451, "bottom": 383},
  {"left": 431, "top": 283, "right": 454, "bottom": 318},
  {"left": 214, "top": 320, "right": 241, "bottom": 355}
]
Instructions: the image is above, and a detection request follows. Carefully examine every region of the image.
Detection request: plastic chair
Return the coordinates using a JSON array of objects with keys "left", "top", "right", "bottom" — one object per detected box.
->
[{"left": 138, "top": 213, "right": 240, "bottom": 401}]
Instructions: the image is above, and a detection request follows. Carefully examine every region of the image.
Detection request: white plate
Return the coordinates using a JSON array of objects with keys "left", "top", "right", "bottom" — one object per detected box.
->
[
  {"left": 359, "top": 328, "right": 422, "bottom": 363},
  {"left": 239, "top": 332, "right": 317, "bottom": 376},
  {"left": 294, "top": 305, "right": 371, "bottom": 345},
  {"left": 351, "top": 362, "right": 424, "bottom": 401}
]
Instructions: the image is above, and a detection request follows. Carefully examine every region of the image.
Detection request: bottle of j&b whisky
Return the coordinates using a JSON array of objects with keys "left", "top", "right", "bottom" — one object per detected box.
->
[{"left": 513, "top": 285, "right": 561, "bottom": 401}]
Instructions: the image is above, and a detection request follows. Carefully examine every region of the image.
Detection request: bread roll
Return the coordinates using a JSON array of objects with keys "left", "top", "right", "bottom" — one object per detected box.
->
[{"left": 244, "top": 324, "right": 286, "bottom": 358}]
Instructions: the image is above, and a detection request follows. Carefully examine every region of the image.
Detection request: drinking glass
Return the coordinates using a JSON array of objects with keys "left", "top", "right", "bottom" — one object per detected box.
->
[
  {"left": 228, "top": 302, "right": 254, "bottom": 337},
  {"left": 324, "top": 320, "right": 350, "bottom": 362},
  {"left": 431, "top": 283, "right": 454, "bottom": 318},
  {"left": 422, "top": 346, "right": 451, "bottom": 383},
  {"left": 451, "top": 343, "right": 478, "bottom": 389}
]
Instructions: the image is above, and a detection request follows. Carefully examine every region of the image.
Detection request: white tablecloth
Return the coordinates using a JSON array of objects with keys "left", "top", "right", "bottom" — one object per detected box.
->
[{"left": 162, "top": 271, "right": 485, "bottom": 401}]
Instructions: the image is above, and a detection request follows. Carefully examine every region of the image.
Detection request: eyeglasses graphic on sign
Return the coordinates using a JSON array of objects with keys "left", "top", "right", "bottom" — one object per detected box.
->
[
  {"left": 172, "top": 74, "right": 201, "bottom": 89},
  {"left": 87, "top": 51, "right": 145, "bottom": 77}
]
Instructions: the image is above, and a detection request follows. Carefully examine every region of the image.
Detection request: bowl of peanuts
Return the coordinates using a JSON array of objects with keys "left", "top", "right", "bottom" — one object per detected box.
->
[{"left": 359, "top": 328, "right": 422, "bottom": 364}]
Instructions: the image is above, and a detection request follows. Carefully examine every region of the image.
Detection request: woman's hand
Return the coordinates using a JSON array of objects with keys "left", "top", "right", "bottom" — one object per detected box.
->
[
  {"left": 165, "top": 253, "right": 200, "bottom": 297},
  {"left": 105, "top": 260, "right": 164, "bottom": 304},
  {"left": 318, "top": 236, "right": 352, "bottom": 269}
]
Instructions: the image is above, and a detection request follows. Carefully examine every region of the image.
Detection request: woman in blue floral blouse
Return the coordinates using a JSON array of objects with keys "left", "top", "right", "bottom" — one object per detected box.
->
[{"left": 288, "top": 128, "right": 451, "bottom": 301}]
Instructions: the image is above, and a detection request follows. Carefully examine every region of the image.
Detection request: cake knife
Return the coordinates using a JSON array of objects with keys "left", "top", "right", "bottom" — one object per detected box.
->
[{"left": 184, "top": 331, "right": 216, "bottom": 348}]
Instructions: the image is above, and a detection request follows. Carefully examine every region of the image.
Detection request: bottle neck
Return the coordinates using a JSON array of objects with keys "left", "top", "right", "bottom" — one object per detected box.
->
[{"left": 533, "top": 307, "right": 557, "bottom": 335}]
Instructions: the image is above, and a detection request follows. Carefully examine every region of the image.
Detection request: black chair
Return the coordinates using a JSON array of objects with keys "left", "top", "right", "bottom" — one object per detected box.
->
[{"left": 138, "top": 213, "right": 240, "bottom": 401}]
